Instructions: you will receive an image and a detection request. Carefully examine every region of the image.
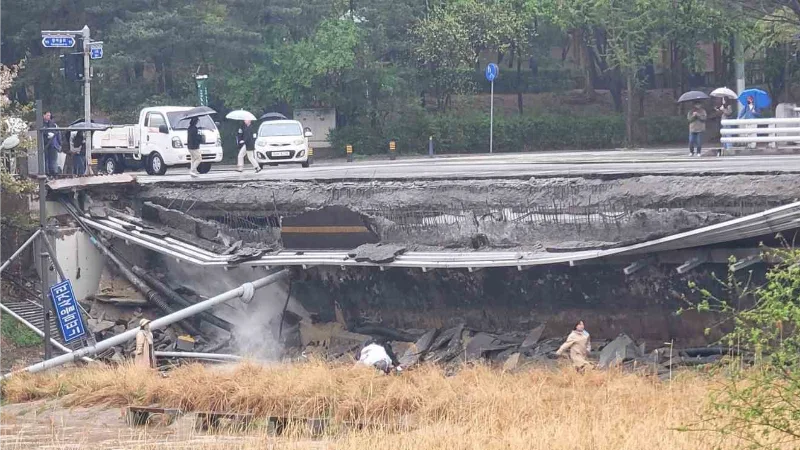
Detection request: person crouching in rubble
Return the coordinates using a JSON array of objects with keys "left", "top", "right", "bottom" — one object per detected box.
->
[
  {"left": 356, "top": 337, "right": 402, "bottom": 374},
  {"left": 135, "top": 319, "right": 156, "bottom": 369},
  {"left": 555, "top": 320, "right": 592, "bottom": 372}
]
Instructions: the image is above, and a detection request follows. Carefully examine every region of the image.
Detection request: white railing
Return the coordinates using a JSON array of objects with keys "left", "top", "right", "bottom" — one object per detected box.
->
[{"left": 721, "top": 118, "right": 800, "bottom": 144}]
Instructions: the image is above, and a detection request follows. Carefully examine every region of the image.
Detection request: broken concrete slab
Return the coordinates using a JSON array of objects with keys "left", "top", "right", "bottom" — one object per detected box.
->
[
  {"left": 503, "top": 353, "right": 521, "bottom": 371},
  {"left": 398, "top": 329, "right": 439, "bottom": 368},
  {"left": 598, "top": 333, "right": 642, "bottom": 369},
  {"left": 348, "top": 243, "right": 407, "bottom": 264},
  {"left": 90, "top": 295, "right": 148, "bottom": 306},
  {"left": 464, "top": 332, "right": 498, "bottom": 360},
  {"left": 87, "top": 318, "right": 116, "bottom": 334},
  {"left": 520, "top": 324, "right": 546, "bottom": 349}
]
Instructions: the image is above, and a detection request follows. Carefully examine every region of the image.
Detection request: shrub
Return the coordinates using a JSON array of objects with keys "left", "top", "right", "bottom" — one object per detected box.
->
[{"left": 329, "top": 112, "right": 689, "bottom": 156}]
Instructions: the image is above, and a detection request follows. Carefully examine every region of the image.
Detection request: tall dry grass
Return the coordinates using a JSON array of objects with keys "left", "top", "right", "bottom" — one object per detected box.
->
[{"left": 2, "top": 361, "right": 729, "bottom": 449}]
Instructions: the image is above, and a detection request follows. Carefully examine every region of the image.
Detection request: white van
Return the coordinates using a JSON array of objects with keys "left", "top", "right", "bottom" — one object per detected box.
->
[
  {"left": 254, "top": 120, "right": 312, "bottom": 168},
  {"left": 92, "top": 106, "right": 223, "bottom": 175}
]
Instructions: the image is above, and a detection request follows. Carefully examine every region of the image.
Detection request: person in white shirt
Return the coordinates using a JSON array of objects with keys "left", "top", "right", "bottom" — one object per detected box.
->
[{"left": 356, "top": 337, "right": 402, "bottom": 374}]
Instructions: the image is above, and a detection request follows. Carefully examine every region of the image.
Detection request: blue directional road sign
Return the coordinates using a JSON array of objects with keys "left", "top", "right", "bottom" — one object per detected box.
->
[
  {"left": 42, "top": 35, "right": 76, "bottom": 48},
  {"left": 49, "top": 279, "right": 87, "bottom": 344},
  {"left": 485, "top": 63, "right": 499, "bottom": 82},
  {"left": 90, "top": 45, "right": 103, "bottom": 60}
]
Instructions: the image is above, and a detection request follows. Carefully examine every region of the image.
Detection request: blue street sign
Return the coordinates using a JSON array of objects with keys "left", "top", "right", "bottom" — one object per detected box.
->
[
  {"left": 485, "top": 63, "right": 499, "bottom": 82},
  {"left": 42, "top": 36, "right": 76, "bottom": 48},
  {"left": 49, "top": 279, "right": 87, "bottom": 343},
  {"left": 90, "top": 46, "right": 103, "bottom": 60}
]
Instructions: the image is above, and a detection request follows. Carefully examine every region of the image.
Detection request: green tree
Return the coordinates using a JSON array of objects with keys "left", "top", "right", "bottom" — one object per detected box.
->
[{"left": 681, "top": 247, "right": 800, "bottom": 448}]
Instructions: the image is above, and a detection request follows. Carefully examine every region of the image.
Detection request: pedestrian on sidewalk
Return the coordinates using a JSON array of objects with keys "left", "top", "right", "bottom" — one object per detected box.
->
[
  {"left": 43, "top": 111, "right": 62, "bottom": 176},
  {"left": 738, "top": 96, "right": 760, "bottom": 149},
  {"left": 716, "top": 99, "right": 734, "bottom": 156},
  {"left": 236, "top": 119, "right": 261, "bottom": 173},
  {"left": 556, "top": 320, "right": 592, "bottom": 372},
  {"left": 135, "top": 319, "right": 156, "bottom": 369},
  {"left": 187, "top": 117, "right": 202, "bottom": 177},
  {"left": 71, "top": 131, "right": 87, "bottom": 175},
  {"left": 687, "top": 102, "right": 707, "bottom": 156}
]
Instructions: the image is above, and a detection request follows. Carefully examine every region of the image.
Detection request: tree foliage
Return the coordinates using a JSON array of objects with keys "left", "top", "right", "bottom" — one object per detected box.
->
[{"left": 680, "top": 247, "right": 800, "bottom": 448}]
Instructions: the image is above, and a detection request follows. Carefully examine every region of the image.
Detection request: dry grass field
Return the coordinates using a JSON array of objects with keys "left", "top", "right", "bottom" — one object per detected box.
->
[{"left": 0, "top": 361, "right": 750, "bottom": 449}]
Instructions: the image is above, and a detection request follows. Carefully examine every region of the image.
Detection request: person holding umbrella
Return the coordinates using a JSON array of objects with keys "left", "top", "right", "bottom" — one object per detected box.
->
[
  {"left": 687, "top": 102, "right": 707, "bottom": 156},
  {"left": 187, "top": 117, "right": 202, "bottom": 177},
  {"left": 738, "top": 88, "right": 770, "bottom": 149}
]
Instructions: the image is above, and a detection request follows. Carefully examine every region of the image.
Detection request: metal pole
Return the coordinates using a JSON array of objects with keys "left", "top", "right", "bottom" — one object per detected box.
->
[
  {"left": 4, "top": 269, "right": 290, "bottom": 378},
  {"left": 0, "top": 229, "right": 41, "bottom": 273},
  {"left": 82, "top": 26, "right": 93, "bottom": 175},
  {"left": 0, "top": 303, "right": 93, "bottom": 363},
  {"left": 489, "top": 80, "right": 494, "bottom": 154},
  {"left": 154, "top": 351, "right": 242, "bottom": 362},
  {"left": 735, "top": 34, "right": 745, "bottom": 115},
  {"left": 35, "top": 100, "right": 53, "bottom": 360}
]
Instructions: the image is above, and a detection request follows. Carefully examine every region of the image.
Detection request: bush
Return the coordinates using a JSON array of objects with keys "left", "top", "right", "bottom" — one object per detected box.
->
[
  {"left": 330, "top": 113, "right": 690, "bottom": 156},
  {"left": 1, "top": 313, "right": 42, "bottom": 347}
]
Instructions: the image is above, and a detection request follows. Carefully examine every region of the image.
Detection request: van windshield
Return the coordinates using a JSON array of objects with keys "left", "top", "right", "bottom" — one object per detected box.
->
[
  {"left": 166, "top": 112, "right": 216, "bottom": 130},
  {"left": 258, "top": 122, "right": 302, "bottom": 137}
]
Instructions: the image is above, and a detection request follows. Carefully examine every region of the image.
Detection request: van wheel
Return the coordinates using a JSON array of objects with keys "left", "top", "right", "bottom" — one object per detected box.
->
[
  {"left": 269, "top": 163, "right": 279, "bottom": 167},
  {"left": 101, "top": 156, "right": 120, "bottom": 174},
  {"left": 301, "top": 161, "right": 310, "bottom": 168},
  {"left": 197, "top": 163, "right": 211, "bottom": 174},
  {"left": 147, "top": 153, "right": 167, "bottom": 176}
]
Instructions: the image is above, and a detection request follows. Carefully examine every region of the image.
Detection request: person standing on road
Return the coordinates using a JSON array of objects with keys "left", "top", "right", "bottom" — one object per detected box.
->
[
  {"left": 187, "top": 117, "right": 202, "bottom": 177},
  {"left": 716, "top": 99, "right": 734, "bottom": 155},
  {"left": 738, "top": 96, "right": 760, "bottom": 149},
  {"left": 687, "top": 102, "right": 707, "bottom": 157},
  {"left": 71, "top": 131, "right": 87, "bottom": 175},
  {"left": 236, "top": 119, "right": 261, "bottom": 173},
  {"left": 556, "top": 320, "right": 592, "bottom": 372},
  {"left": 43, "top": 111, "right": 62, "bottom": 176},
  {"left": 135, "top": 319, "right": 156, "bottom": 369}
]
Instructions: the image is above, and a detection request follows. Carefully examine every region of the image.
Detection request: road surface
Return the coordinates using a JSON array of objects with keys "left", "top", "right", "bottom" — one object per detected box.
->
[{"left": 133, "top": 148, "right": 800, "bottom": 183}]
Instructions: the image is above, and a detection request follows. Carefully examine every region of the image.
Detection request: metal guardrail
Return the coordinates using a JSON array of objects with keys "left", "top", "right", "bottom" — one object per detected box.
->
[{"left": 721, "top": 118, "right": 800, "bottom": 144}]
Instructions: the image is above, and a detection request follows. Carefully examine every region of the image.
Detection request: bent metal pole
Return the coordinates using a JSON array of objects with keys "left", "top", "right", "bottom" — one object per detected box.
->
[{"left": 4, "top": 269, "right": 290, "bottom": 378}]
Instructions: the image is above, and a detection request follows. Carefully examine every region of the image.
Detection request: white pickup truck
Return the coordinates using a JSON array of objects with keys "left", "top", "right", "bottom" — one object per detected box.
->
[{"left": 92, "top": 106, "right": 223, "bottom": 175}]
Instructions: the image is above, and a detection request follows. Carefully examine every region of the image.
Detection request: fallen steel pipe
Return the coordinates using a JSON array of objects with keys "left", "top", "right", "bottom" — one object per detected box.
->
[
  {"left": 154, "top": 351, "right": 242, "bottom": 361},
  {"left": 0, "top": 302, "right": 93, "bottom": 363},
  {"left": 131, "top": 265, "right": 233, "bottom": 332},
  {"left": 3, "top": 269, "right": 289, "bottom": 378},
  {"left": 59, "top": 199, "right": 201, "bottom": 335},
  {"left": 0, "top": 229, "right": 42, "bottom": 273}
]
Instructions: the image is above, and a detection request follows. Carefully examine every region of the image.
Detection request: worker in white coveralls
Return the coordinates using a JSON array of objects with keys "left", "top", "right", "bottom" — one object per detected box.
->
[
  {"left": 135, "top": 318, "right": 156, "bottom": 369},
  {"left": 356, "top": 337, "right": 402, "bottom": 374},
  {"left": 555, "top": 320, "right": 592, "bottom": 372}
]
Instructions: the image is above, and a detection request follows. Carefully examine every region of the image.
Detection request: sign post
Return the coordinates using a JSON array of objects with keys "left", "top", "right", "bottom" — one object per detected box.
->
[
  {"left": 195, "top": 74, "right": 209, "bottom": 107},
  {"left": 485, "top": 63, "right": 499, "bottom": 154},
  {"left": 49, "top": 279, "right": 87, "bottom": 344}
]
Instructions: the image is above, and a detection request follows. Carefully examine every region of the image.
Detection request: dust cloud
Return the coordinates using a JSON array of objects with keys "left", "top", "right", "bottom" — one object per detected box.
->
[{"left": 162, "top": 260, "right": 309, "bottom": 360}]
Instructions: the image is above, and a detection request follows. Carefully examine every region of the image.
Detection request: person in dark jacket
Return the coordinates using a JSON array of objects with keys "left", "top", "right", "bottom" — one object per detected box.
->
[
  {"left": 187, "top": 117, "right": 202, "bottom": 177},
  {"left": 236, "top": 119, "right": 261, "bottom": 173},
  {"left": 71, "top": 131, "right": 86, "bottom": 175},
  {"left": 43, "top": 111, "right": 62, "bottom": 176}
]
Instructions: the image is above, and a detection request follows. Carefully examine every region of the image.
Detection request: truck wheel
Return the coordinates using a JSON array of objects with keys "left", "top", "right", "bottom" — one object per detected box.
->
[
  {"left": 197, "top": 162, "right": 211, "bottom": 174},
  {"left": 101, "top": 156, "right": 123, "bottom": 174},
  {"left": 301, "top": 161, "right": 310, "bottom": 168},
  {"left": 147, "top": 153, "right": 167, "bottom": 176}
]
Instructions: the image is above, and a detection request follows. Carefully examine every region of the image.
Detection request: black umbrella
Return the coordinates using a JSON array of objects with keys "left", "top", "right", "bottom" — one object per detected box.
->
[
  {"left": 178, "top": 106, "right": 217, "bottom": 122},
  {"left": 70, "top": 117, "right": 111, "bottom": 126},
  {"left": 677, "top": 91, "right": 710, "bottom": 103},
  {"left": 259, "top": 112, "right": 287, "bottom": 121}
]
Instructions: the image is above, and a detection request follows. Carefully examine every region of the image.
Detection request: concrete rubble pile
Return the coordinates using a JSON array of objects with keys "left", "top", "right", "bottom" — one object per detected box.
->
[{"left": 297, "top": 321, "right": 741, "bottom": 377}]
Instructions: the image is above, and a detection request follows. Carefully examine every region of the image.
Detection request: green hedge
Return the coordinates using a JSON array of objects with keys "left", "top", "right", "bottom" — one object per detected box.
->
[{"left": 330, "top": 114, "right": 687, "bottom": 156}]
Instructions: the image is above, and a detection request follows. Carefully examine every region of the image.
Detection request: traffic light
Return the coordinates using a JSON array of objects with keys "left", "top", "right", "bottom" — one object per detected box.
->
[{"left": 59, "top": 53, "right": 84, "bottom": 81}]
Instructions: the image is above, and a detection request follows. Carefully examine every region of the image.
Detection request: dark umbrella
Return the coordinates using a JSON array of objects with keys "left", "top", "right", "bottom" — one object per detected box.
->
[
  {"left": 68, "top": 117, "right": 111, "bottom": 130},
  {"left": 259, "top": 112, "right": 287, "bottom": 121},
  {"left": 677, "top": 91, "right": 710, "bottom": 103},
  {"left": 178, "top": 106, "right": 217, "bottom": 122}
]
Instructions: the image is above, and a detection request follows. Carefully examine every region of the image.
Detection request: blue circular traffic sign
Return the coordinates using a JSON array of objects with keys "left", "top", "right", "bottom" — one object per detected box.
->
[{"left": 485, "top": 63, "right": 499, "bottom": 82}]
